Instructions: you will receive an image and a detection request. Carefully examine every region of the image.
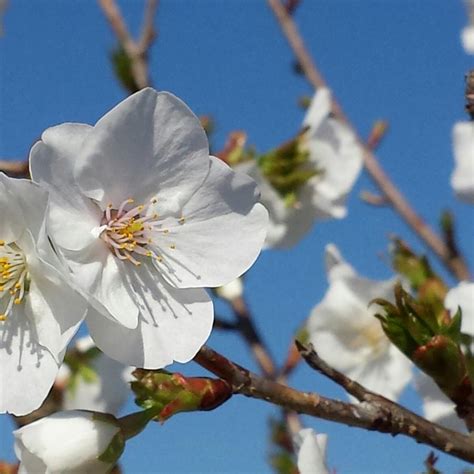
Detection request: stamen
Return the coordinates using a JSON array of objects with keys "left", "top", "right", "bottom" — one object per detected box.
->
[
  {"left": 0, "top": 244, "right": 28, "bottom": 322},
  {"left": 99, "top": 198, "right": 180, "bottom": 268}
]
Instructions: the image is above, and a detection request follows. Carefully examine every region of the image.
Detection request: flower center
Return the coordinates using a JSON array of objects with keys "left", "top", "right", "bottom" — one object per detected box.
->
[
  {"left": 0, "top": 241, "right": 28, "bottom": 322},
  {"left": 349, "top": 320, "right": 387, "bottom": 356},
  {"left": 99, "top": 197, "right": 182, "bottom": 266}
]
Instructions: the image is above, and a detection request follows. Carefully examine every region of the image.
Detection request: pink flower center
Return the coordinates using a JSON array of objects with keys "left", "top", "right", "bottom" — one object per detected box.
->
[{"left": 99, "top": 197, "right": 183, "bottom": 266}]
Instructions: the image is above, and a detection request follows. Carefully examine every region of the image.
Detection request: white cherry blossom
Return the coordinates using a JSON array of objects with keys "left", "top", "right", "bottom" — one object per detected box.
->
[
  {"left": 306, "top": 244, "right": 412, "bottom": 401},
  {"left": 416, "top": 372, "right": 465, "bottom": 432},
  {"left": 462, "top": 0, "right": 474, "bottom": 54},
  {"left": 451, "top": 121, "right": 474, "bottom": 204},
  {"left": 0, "top": 175, "right": 86, "bottom": 415},
  {"left": 293, "top": 428, "right": 329, "bottom": 474},
  {"left": 236, "top": 88, "right": 362, "bottom": 248},
  {"left": 14, "top": 410, "right": 123, "bottom": 474},
  {"left": 30, "top": 88, "right": 268, "bottom": 369},
  {"left": 57, "top": 336, "right": 133, "bottom": 415}
]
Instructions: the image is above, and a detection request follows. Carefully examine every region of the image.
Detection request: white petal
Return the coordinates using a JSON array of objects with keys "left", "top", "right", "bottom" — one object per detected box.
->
[
  {"left": 24, "top": 258, "right": 86, "bottom": 360},
  {"left": 0, "top": 315, "right": 59, "bottom": 416},
  {"left": 75, "top": 89, "right": 210, "bottom": 211},
  {"left": 0, "top": 175, "right": 28, "bottom": 243},
  {"left": 29, "top": 123, "right": 101, "bottom": 252},
  {"left": 30, "top": 123, "right": 92, "bottom": 193},
  {"left": 87, "top": 267, "right": 213, "bottom": 368},
  {"left": 14, "top": 410, "right": 119, "bottom": 474},
  {"left": 156, "top": 156, "right": 268, "bottom": 288},
  {"left": 62, "top": 242, "right": 139, "bottom": 329},
  {"left": 294, "top": 428, "right": 329, "bottom": 474},
  {"left": 235, "top": 160, "right": 318, "bottom": 248},
  {"left": 306, "top": 118, "right": 363, "bottom": 216},
  {"left": 63, "top": 350, "right": 132, "bottom": 415},
  {"left": 451, "top": 121, "right": 474, "bottom": 204},
  {"left": 302, "top": 88, "right": 332, "bottom": 131},
  {"left": 415, "top": 372, "right": 466, "bottom": 431},
  {"left": 461, "top": 26, "right": 474, "bottom": 55},
  {"left": 351, "top": 345, "right": 412, "bottom": 401},
  {"left": 444, "top": 281, "right": 474, "bottom": 340},
  {"left": 324, "top": 243, "right": 356, "bottom": 281}
]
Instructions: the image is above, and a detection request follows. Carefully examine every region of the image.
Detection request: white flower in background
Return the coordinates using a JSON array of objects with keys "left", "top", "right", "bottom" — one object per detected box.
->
[
  {"left": 215, "top": 277, "right": 243, "bottom": 302},
  {"left": 57, "top": 336, "right": 133, "bottom": 415},
  {"left": 451, "top": 121, "right": 474, "bottom": 204},
  {"left": 30, "top": 88, "right": 268, "bottom": 369},
  {"left": 293, "top": 428, "right": 329, "bottom": 474},
  {"left": 462, "top": 0, "right": 474, "bottom": 54},
  {"left": 14, "top": 410, "right": 123, "bottom": 474},
  {"left": 461, "top": 26, "right": 474, "bottom": 54},
  {"left": 0, "top": 175, "right": 86, "bottom": 415},
  {"left": 445, "top": 282, "right": 474, "bottom": 347},
  {"left": 416, "top": 372, "right": 465, "bottom": 432},
  {"left": 236, "top": 88, "right": 362, "bottom": 248},
  {"left": 306, "top": 244, "right": 412, "bottom": 401}
]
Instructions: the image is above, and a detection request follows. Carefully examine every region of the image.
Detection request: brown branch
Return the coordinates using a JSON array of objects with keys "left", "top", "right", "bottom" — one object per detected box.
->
[
  {"left": 194, "top": 345, "right": 474, "bottom": 464},
  {"left": 138, "top": 0, "right": 158, "bottom": 52},
  {"left": 98, "top": 0, "right": 158, "bottom": 90},
  {"left": 0, "top": 160, "right": 29, "bottom": 178},
  {"left": 231, "top": 296, "right": 277, "bottom": 378},
  {"left": 266, "top": 0, "right": 471, "bottom": 281}
]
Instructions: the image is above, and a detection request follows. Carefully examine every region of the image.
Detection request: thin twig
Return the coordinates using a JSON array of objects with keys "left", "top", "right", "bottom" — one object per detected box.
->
[
  {"left": 231, "top": 296, "right": 277, "bottom": 377},
  {"left": 194, "top": 345, "right": 474, "bottom": 463},
  {"left": 266, "top": 0, "right": 471, "bottom": 281},
  {"left": 0, "top": 160, "right": 29, "bottom": 178},
  {"left": 138, "top": 0, "right": 158, "bottom": 52},
  {"left": 98, "top": 0, "right": 158, "bottom": 90}
]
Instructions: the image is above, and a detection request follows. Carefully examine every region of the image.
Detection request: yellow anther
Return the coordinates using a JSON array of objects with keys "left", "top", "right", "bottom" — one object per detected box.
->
[
  {"left": 163, "top": 229, "right": 169, "bottom": 234},
  {"left": 170, "top": 244, "right": 176, "bottom": 250},
  {"left": 0, "top": 240, "right": 5, "bottom": 246},
  {"left": 151, "top": 198, "right": 158, "bottom": 204},
  {"left": 137, "top": 205, "right": 144, "bottom": 211},
  {"left": 146, "top": 251, "right": 152, "bottom": 257},
  {"left": 14, "top": 283, "right": 21, "bottom": 289},
  {"left": 0, "top": 315, "right": 6, "bottom": 321},
  {"left": 178, "top": 217, "right": 185, "bottom": 224},
  {"left": 0, "top": 286, "right": 4, "bottom": 292},
  {"left": 156, "top": 256, "right": 163, "bottom": 262},
  {"left": 107, "top": 203, "right": 113, "bottom": 208},
  {"left": 127, "top": 198, "right": 134, "bottom": 203},
  {"left": 14, "top": 298, "right": 21, "bottom": 305}
]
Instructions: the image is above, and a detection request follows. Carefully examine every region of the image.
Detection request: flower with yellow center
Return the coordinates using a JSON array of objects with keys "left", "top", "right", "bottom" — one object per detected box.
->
[
  {"left": 0, "top": 175, "right": 86, "bottom": 416},
  {"left": 30, "top": 88, "right": 268, "bottom": 369},
  {"left": 306, "top": 244, "right": 412, "bottom": 401}
]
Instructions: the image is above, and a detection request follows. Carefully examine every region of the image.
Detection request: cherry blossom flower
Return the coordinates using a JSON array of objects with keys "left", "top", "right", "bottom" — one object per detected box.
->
[
  {"left": 462, "top": 1, "right": 474, "bottom": 54},
  {"left": 451, "top": 121, "right": 474, "bottom": 204},
  {"left": 30, "top": 88, "right": 268, "bottom": 369},
  {"left": 0, "top": 175, "right": 86, "bottom": 415},
  {"left": 416, "top": 372, "right": 465, "bottom": 432},
  {"left": 236, "top": 88, "right": 362, "bottom": 248},
  {"left": 57, "top": 336, "right": 133, "bottom": 415},
  {"left": 14, "top": 410, "right": 123, "bottom": 473},
  {"left": 293, "top": 428, "right": 329, "bottom": 474},
  {"left": 445, "top": 281, "right": 474, "bottom": 349},
  {"left": 306, "top": 244, "right": 412, "bottom": 401}
]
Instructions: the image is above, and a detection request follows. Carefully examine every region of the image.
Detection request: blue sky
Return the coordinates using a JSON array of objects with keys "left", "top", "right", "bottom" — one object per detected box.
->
[{"left": 1, "top": 1, "right": 474, "bottom": 472}]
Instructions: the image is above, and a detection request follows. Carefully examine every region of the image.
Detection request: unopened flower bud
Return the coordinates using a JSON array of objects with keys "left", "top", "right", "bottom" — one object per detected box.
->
[{"left": 14, "top": 410, "right": 124, "bottom": 474}]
